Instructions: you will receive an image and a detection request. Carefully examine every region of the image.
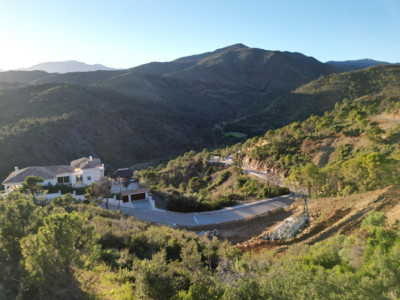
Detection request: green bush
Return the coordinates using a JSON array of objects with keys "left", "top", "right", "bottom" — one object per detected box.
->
[
  {"left": 166, "top": 191, "right": 199, "bottom": 212},
  {"left": 215, "top": 171, "right": 231, "bottom": 186}
]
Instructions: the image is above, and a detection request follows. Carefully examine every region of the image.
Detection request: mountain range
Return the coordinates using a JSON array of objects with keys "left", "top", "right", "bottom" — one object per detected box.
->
[
  {"left": 326, "top": 58, "right": 400, "bottom": 71},
  {"left": 0, "top": 43, "right": 398, "bottom": 182},
  {"left": 1, "top": 54, "right": 398, "bottom": 75},
  {"left": 20, "top": 60, "right": 115, "bottom": 73}
]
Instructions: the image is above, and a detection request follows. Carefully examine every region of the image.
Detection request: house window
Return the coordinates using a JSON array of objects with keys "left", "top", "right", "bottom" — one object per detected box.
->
[
  {"left": 57, "top": 176, "right": 70, "bottom": 184},
  {"left": 87, "top": 176, "right": 92, "bottom": 181},
  {"left": 76, "top": 175, "right": 83, "bottom": 182}
]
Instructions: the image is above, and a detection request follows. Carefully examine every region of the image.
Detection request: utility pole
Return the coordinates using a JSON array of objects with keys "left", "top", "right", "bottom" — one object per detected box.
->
[
  {"left": 303, "top": 194, "right": 309, "bottom": 223},
  {"left": 118, "top": 185, "right": 121, "bottom": 211}
]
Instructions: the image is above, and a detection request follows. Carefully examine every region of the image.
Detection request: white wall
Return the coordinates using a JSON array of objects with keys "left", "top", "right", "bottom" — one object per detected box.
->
[
  {"left": 81, "top": 166, "right": 104, "bottom": 186},
  {"left": 3, "top": 164, "right": 105, "bottom": 191},
  {"left": 4, "top": 182, "right": 23, "bottom": 192}
]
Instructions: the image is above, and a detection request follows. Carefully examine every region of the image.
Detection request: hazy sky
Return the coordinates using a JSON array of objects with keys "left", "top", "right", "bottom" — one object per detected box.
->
[{"left": 0, "top": 0, "right": 399, "bottom": 70}]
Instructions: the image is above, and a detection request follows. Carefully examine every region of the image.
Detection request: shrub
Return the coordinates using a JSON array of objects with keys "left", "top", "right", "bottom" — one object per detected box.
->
[
  {"left": 166, "top": 191, "right": 199, "bottom": 212},
  {"left": 215, "top": 171, "right": 231, "bottom": 186}
]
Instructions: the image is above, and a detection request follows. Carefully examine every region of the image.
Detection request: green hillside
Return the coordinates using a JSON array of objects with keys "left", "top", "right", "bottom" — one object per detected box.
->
[
  {"left": 0, "top": 83, "right": 222, "bottom": 181},
  {"left": 135, "top": 150, "right": 289, "bottom": 212},
  {"left": 223, "top": 65, "right": 400, "bottom": 196},
  {"left": 225, "top": 65, "right": 400, "bottom": 134},
  {"left": 0, "top": 45, "right": 338, "bottom": 184},
  {"left": 2, "top": 55, "right": 400, "bottom": 300},
  {"left": 0, "top": 70, "right": 54, "bottom": 83}
]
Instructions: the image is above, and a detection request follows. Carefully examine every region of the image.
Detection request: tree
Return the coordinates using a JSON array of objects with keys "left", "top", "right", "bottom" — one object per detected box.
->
[
  {"left": 288, "top": 164, "right": 322, "bottom": 197},
  {"left": 135, "top": 249, "right": 183, "bottom": 300},
  {"left": 188, "top": 177, "right": 206, "bottom": 193},
  {"left": 0, "top": 192, "right": 40, "bottom": 295},
  {"left": 51, "top": 193, "right": 76, "bottom": 207},
  {"left": 122, "top": 177, "right": 131, "bottom": 191},
  {"left": 84, "top": 180, "right": 111, "bottom": 208},
  {"left": 342, "top": 152, "right": 400, "bottom": 192},
  {"left": 20, "top": 176, "right": 44, "bottom": 202},
  {"left": 21, "top": 212, "right": 99, "bottom": 298}
]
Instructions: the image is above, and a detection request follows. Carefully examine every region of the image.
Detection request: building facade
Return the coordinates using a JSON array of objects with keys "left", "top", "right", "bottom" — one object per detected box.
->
[{"left": 2, "top": 156, "right": 105, "bottom": 192}]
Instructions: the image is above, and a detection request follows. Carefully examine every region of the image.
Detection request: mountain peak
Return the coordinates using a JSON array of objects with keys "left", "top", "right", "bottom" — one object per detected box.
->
[{"left": 218, "top": 43, "right": 249, "bottom": 50}]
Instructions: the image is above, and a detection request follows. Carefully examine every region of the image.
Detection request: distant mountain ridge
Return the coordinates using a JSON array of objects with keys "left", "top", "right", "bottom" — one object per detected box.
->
[
  {"left": 326, "top": 58, "right": 400, "bottom": 72},
  {"left": 22, "top": 60, "right": 115, "bottom": 73}
]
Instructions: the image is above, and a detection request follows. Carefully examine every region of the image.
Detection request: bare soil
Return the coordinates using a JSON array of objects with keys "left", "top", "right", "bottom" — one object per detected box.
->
[
  {"left": 181, "top": 207, "right": 292, "bottom": 244},
  {"left": 236, "top": 186, "right": 400, "bottom": 253}
]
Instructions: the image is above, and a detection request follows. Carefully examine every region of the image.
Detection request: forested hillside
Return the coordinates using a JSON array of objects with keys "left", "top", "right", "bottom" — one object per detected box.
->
[
  {"left": 223, "top": 65, "right": 400, "bottom": 196},
  {"left": 225, "top": 64, "right": 400, "bottom": 134},
  {"left": 135, "top": 150, "right": 289, "bottom": 212},
  {"left": 0, "top": 44, "right": 337, "bottom": 183},
  {"left": 1, "top": 53, "right": 400, "bottom": 300},
  {"left": 0, "top": 83, "right": 221, "bottom": 181}
]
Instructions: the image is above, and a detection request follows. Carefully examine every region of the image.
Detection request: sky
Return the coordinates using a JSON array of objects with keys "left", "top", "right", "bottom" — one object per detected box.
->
[{"left": 0, "top": 0, "right": 399, "bottom": 70}]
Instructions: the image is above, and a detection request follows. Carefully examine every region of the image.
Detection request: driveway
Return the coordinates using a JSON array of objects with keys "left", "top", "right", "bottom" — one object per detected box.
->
[{"left": 101, "top": 194, "right": 294, "bottom": 226}]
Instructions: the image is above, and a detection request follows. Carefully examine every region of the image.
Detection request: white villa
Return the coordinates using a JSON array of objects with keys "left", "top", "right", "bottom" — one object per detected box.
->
[{"left": 2, "top": 156, "right": 105, "bottom": 192}]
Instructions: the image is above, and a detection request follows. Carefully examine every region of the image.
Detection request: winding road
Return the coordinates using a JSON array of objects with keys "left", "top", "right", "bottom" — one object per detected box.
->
[
  {"left": 102, "top": 194, "right": 293, "bottom": 226},
  {"left": 102, "top": 164, "right": 293, "bottom": 226}
]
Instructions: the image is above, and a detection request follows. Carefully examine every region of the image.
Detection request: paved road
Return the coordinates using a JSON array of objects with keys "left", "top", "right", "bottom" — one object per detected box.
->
[{"left": 101, "top": 194, "right": 293, "bottom": 226}]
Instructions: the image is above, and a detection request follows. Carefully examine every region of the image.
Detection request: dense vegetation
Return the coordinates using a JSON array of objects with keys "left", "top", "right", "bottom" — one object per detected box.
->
[
  {"left": 221, "top": 66, "right": 400, "bottom": 197},
  {"left": 1, "top": 190, "right": 400, "bottom": 299},
  {"left": 136, "top": 150, "right": 288, "bottom": 212},
  {"left": 1, "top": 49, "right": 400, "bottom": 299},
  {"left": 0, "top": 44, "right": 335, "bottom": 183},
  {"left": 226, "top": 65, "right": 400, "bottom": 134}
]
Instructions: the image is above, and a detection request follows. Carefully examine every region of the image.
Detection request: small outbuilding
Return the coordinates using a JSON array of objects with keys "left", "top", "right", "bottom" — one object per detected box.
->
[
  {"left": 121, "top": 188, "right": 149, "bottom": 202},
  {"left": 109, "top": 168, "right": 133, "bottom": 184}
]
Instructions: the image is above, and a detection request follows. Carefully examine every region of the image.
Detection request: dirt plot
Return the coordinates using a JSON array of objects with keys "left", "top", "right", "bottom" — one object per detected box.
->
[
  {"left": 180, "top": 207, "right": 292, "bottom": 244},
  {"left": 237, "top": 186, "right": 400, "bottom": 253},
  {"left": 180, "top": 186, "right": 400, "bottom": 251}
]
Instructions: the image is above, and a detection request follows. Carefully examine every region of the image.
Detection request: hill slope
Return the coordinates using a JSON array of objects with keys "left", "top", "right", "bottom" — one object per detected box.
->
[
  {"left": 0, "top": 83, "right": 221, "bottom": 181},
  {"left": 0, "top": 44, "right": 352, "bottom": 183},
  {"left": 0, "top": 70, "right": 54, "bottom": 84},
  {"left": 224, "top": 65, "right": 400, "bottom": 196},
  {"left": 225, "top": 65, "right": 400, "bottom": 134}
]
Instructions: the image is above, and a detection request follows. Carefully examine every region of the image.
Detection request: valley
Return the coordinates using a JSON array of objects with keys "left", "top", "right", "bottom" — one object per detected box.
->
[
  {"left": 1, "top": 45, "right": 400, "bottom": 300},
  {"left": 0, "top": 44, "right": 338, "bottom": 182}
]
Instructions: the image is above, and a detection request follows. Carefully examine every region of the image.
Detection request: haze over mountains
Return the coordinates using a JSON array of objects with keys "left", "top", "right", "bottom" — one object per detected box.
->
[
  {"left": 0, "top": 43, "right": 399, "bottom": 182},
  {"left": 20, "top": 60, "right": 115, "bottom": 73},
  {"left": 326, "top": 58, "right": 400, "bottom": 72}
]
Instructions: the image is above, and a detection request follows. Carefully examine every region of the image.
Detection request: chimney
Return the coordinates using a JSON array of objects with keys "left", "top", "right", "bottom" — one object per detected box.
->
[
  {"left": 15, "top": 167, "right": 19, "bottom": 174},
  {"left": 101, "top": 163, "right": 104, "bottom": 169},
  {"left": 89, "top": 156, "right": 93, "bottom": 161}
]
